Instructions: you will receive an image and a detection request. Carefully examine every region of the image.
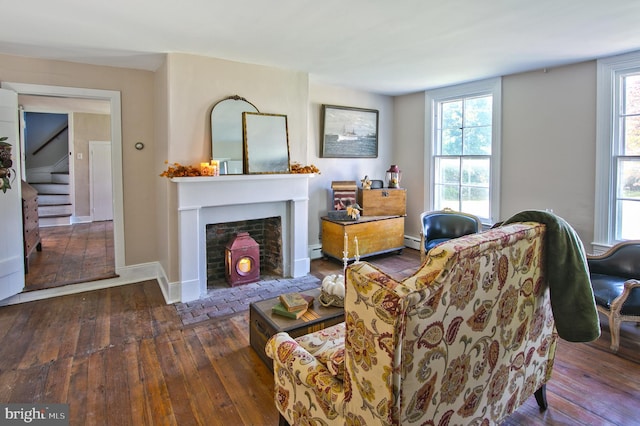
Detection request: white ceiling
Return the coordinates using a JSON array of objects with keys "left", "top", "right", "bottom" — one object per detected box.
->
[{"left": 2, "top": 0, "right": 640, "bottom": 95}]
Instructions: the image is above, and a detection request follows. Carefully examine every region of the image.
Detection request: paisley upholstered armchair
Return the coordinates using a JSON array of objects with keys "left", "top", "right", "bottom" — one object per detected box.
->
[{"left": 267, "top": 222, "right": 561, "bottom": 425}]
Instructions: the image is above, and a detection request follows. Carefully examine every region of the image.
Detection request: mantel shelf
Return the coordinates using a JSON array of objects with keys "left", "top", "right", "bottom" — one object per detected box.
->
[{"left": 171, "top": 173, "right": 314, "bottom": 184}]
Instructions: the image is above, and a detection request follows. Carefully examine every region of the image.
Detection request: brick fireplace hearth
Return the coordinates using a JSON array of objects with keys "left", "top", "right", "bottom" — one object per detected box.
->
[{"left": 206, "top": 217, "right": 282, "bottom": 286}]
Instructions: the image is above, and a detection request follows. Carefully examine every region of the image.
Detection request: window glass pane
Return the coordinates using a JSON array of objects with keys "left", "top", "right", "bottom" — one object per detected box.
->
[
  {"left": 618, "top": 200, "right": 640, "bottom": 240},
  {"left": 463, "top": 126, "right": 492, "bottom": 155},
  {"left": 624, "top": 74, "right": 640, "bottom": 115},
  {"left": 618, "top": 159, "right": 640, "bottom": 198},
  {"left": 623, "top": 115, "right": 640, "bottom": 155},
  {"left": 434, "top": 157, "right": 460, "bottom": 184},
  {"left": 461, "top": 186, "right": 489, "bottom": 218},
  {"left": 461, "top": 158, "right": 490, "bottom": 186},
  {"left": 441, "top": 100, "right": 462, "bottom": 129},
  {"left": 441, "top": 128, "right": 462, "bottom": 155},
  {"left": 464, "top": 96, "right": 492, "bottom": 127},
  {"left": 434, "top": 184, "right": 459, "bottom": 211}
]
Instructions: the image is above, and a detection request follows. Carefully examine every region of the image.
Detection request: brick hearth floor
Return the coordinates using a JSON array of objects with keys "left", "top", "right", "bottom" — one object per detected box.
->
[
  {"left": 175, "top": 249, "right": 423, "bottom": 326},
  {"left": 175, "top": 274, "right": 321, "bottom": 325}
]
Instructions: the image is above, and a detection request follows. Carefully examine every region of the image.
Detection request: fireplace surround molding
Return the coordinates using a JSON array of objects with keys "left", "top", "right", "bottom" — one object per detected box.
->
[{"left": 172, "top": 174, "right": 313, "bottom": 302}]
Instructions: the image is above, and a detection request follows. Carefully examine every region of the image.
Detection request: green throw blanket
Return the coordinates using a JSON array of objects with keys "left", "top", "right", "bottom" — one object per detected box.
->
[{"left": 503, "top": 210, "right": 600, "bottom": 342}]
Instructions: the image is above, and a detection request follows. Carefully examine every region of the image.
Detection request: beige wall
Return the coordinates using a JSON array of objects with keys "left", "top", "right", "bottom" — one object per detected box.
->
[
  {"left": 394, "top": 60, "right": 598, "bottom": 247},
  {"left": 163, "top": 53, "right": 309, "bottom": 166},
  {"left": 393, "top": 92, "right": 426, "bottom": 240},
  {"left": 0, "top": 53, "right": 157, "bottom": 266},
  {"left": 501, "top": 61, "right": 596, "bottom": 244},
  {"left": 73, "top": 112, "right": 111, "bottom": 217},
  {"left": 154, "top": 58, "right": 173, "bottom": 289}
]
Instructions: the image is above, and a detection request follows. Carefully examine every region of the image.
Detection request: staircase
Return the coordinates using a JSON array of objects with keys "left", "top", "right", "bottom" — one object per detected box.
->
[{"left": 31, "top": 171, "right": 72, "bottom": 227}]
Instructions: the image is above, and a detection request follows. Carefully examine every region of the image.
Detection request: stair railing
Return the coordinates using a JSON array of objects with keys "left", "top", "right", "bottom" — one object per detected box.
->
[{"left": 32, "top": 125, "right": 69, "bottom": 156}]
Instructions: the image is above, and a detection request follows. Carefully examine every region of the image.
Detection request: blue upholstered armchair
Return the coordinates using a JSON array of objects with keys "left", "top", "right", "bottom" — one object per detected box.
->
[
  {"left": 587, "top": 241, "right": 640, "bottom": 351},
  {"left": 419, "top": 208, "right": 482, "bottom": 261}
]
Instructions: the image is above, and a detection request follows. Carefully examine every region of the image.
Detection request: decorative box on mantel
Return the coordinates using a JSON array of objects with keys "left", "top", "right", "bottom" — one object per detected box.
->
[{"left": 357, "top": 188, "right": 406, "bottom": 216}]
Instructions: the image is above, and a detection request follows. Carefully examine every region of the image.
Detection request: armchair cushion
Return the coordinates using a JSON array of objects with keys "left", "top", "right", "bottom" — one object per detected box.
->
[
  {"left": 424, "top": 237, "right": 449, "bottom": 251},
  {"left": 590, "top": 273, "right": 640, "bottom": 315}
]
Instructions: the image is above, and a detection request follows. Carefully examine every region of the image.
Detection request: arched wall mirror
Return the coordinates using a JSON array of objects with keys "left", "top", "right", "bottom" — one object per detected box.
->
[{"left": 211, "top": 95, "right": 259, "bottom": 174}]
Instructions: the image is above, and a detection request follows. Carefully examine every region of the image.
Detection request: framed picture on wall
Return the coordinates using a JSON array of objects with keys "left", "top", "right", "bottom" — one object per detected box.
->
[{"left": 320, "top": 104, "right": 378, "bottom": 158}]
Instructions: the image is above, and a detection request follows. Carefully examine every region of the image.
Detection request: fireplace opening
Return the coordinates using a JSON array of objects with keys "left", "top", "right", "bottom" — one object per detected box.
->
[{"left": 206, "top": 217, "right": 282, "bottom": 288}]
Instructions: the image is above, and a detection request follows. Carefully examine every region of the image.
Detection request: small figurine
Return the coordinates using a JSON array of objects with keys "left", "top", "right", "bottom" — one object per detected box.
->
[{"left": 361, "top": 175, "right": 372, "bottom": 190}]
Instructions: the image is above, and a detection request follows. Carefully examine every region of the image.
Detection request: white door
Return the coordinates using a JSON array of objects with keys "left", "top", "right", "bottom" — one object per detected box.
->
[
  {"left": 89, "top": 141, "right": 113, "bottom": 221},
  {"left": 0, "top": 89, "right": 25, "bottom": 300}
]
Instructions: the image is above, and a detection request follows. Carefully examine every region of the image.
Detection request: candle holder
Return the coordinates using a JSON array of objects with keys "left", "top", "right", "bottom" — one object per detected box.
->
[
  {"left": 342, "top": 231, "right": 349, "bottom": 274},
  {"left": 200, "top": 162, "right": 214, "bottom": 176}
]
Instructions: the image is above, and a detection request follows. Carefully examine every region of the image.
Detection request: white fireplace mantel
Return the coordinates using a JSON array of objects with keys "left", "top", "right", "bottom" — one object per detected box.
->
[{"left": 172, "top": 174, "right": 313, "bottom": 302}]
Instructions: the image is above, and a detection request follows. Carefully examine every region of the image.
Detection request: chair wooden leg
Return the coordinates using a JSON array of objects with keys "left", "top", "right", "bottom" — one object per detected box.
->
[
  {"left": 534, "top": 384, "right": 548, "bottom": 411},
  {"left": 278, "top": 414, "right": 289, "bottom": 426},
  {"left": 609, "top": 314, "right": 621, "bottom": 352}
]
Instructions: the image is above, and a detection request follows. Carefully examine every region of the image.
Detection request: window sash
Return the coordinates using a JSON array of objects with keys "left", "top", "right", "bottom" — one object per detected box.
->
[
  {"left": 595, "top": 51, "right": 640, "bottom": 247},
  {"left": 426, "top": 77, "right": 501, "bottom": 225}
]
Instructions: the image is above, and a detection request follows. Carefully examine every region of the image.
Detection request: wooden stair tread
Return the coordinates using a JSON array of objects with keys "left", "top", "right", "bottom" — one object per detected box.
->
[
  {"left": 39, "top": 213, "right": 72, "bottom": 218},
  {"left": 29, "top": 181, "right": 69, "bottom": 185}
]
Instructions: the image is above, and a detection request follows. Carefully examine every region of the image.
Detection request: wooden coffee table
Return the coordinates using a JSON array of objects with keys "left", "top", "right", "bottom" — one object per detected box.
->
[{"left": 249, "top": 287, "right": 344, "bottom": 370}]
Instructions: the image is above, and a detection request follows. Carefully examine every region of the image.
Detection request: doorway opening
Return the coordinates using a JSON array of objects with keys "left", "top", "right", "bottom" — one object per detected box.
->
[
  {"left": 2, "top": 82, "right": 125, "bottom": 294},
  {"left": 21, "top": 100, "right": 117, "bottom": 290}
]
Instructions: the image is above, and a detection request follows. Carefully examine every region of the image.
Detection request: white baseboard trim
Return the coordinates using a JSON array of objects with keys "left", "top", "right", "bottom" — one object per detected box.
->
[
  {"left": 71, "top": 215, "right": 92, "bottom": 224},
  {"left": 309, "top": 244, "right": 323, "bottom": 260},
  {"left": 0, "top": 262, "right": 174, "bottom": 307},
  {"left": 404, "top": 235, "right": 421, "bottom": 250}
]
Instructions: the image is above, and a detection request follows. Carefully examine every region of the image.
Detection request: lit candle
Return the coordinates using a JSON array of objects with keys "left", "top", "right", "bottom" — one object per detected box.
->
[{"left": 211, "top": 160, "right": 220, "bottom": 176}]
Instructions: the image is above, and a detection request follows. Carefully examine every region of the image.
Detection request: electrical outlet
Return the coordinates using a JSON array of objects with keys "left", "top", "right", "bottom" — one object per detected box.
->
[{"left": 77, "top": 153, "right": 83, "bottom": 160}]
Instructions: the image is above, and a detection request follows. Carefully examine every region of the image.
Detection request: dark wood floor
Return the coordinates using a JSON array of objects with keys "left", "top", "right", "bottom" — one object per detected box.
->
[
  {"left": 25, "top": 221, "right": 117, "bottom": 291},
  {"left": 1, "top": 249, "right": 638, "bottom": 425}
]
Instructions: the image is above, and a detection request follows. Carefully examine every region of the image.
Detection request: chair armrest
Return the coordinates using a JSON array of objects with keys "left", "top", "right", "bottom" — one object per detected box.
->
[
  {"left": 267, "top": 332, "right": 339, "bottom": 377},
  {"left": 610, "top": 279, "right": 640, "bottom": 313},
  {"left": 266, "top": 332, "right": 345, "bottom": 399}
]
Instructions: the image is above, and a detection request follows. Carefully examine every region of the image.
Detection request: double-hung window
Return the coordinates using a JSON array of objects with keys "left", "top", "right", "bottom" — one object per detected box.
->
[
  {"left": 595, "top": 52, "right": 640, "bottom": 247},
  {"left": 426, "top": 78, "right": 501, "bottom": 224}
]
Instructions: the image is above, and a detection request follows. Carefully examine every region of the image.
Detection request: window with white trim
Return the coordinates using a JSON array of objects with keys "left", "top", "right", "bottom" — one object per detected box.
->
[
  {"left": 425, "top": 78, "right": 501, "bottom": 224},
  {"left": 595, "top": 52, "right": 640, "bottom": 246}
]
